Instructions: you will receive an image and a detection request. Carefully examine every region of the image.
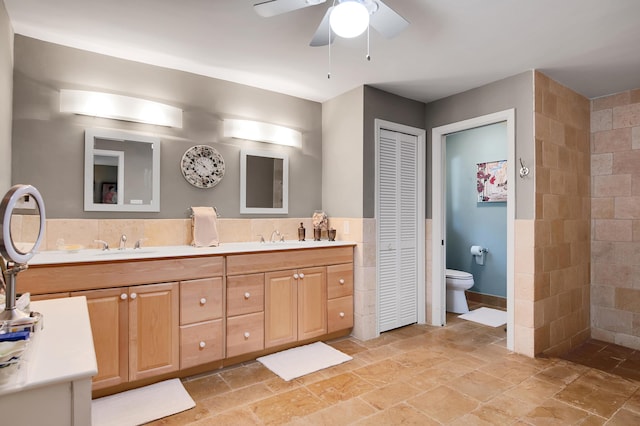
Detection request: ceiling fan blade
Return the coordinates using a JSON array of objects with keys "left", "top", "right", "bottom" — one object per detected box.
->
[
  {"left": 309, "top": 6, "right": 335, "bottom": 47},
  {"left": 369, "top": 0, "right": 409, "bottom": 39},
  {"left": 254, "top": 0, "right": 327, "bottom": 18}
]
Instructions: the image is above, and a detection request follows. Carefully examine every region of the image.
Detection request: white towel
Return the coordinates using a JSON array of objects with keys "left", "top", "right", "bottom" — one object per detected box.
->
[{"left": 191, "top": 206, "right": 219, "bottom": 247}]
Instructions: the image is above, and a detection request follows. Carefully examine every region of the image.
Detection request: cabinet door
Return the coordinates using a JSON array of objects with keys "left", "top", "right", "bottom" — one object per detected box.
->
[
  {"left": 265, "top": 270, "right": 297, "bottom": 348},
  {"left": 128, "top": 282, "right": 179, "bottom": 381},
  {"left": 72, "top": 288, "right": 128, "bottom": 390},
  {"left": 297, "top": 267, "right": 327, "bottom": 340}
]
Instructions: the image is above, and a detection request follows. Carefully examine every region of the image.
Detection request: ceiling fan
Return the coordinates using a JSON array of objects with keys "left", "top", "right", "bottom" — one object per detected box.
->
[{"left": 254, "top": 0, "right": 409, "bottom": 47}]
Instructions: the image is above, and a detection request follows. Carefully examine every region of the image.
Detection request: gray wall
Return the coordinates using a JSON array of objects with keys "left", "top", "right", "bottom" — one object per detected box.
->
[
  {"left": 363, "top": 86, "right": 426, "bottom": 218},
  {"left": 0, "top": 2, "right": 12, "bottom": 193},
  {"left": 446, "top": 123, "right": 507, "bottom": 297},
  {"left": 425, "top": 71, "right": 534, "bottom": 219},
  {"left": 11, "top": 36, "right": 322, "bottom": 219}
]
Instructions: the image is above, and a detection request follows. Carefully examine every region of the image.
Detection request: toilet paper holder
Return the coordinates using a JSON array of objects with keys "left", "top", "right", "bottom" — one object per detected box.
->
[{"left": 470, "top": 245, "right": 488, "bottom": 265}]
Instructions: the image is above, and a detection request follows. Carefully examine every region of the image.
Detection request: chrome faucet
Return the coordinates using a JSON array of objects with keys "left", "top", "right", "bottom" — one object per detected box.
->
[
  {"left": 134, "top": 238, "right": 146, "bottom": 249},
  {"left": 94, "top": 239, "right": 109, "bottom": 251},
  {"left": 270, "top": 230, "right": 283, "bottom": 243},
  {"left": 119, "top": 234, "right": 127, "bottom": 250}
]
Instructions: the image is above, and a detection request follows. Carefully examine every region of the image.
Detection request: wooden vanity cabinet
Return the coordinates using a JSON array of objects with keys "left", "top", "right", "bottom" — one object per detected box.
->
[
  {"left": 73, "top": 282, "right": 179, "bottom": 390},
  {"left": 20, "top": 247, "right": 352, "bottom": 395}
]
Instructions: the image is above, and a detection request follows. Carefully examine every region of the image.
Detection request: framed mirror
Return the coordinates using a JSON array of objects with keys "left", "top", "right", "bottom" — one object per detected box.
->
[
  {"left": 240, "top": 149, "right": 288, "bottom": 214},
  {"left": 84, "top": 128, "right": 160, "bottom": 212}
]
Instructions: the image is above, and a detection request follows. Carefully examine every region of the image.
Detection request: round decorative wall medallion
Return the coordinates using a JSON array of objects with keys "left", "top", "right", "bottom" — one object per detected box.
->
[{"left": 181, "top": 145, "right": 225, "bottom": 188}]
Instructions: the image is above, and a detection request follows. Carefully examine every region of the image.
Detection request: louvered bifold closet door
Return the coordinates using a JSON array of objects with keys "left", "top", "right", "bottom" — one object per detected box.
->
[{"left": 378, "top": 129, "right": 418, "bottom": 332}]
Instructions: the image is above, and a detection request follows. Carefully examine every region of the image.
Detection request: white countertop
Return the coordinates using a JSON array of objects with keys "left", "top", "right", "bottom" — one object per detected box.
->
[
  {"left": 0, "top": 296, "right": 97, "bottom": 396},
  {"left": 29, "top": 240, "right": 356, "bottom": 265}
]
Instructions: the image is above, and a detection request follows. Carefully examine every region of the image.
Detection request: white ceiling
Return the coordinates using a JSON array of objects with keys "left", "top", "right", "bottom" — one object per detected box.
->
[{"left": 5, "top": 0, "right": 640, "bottom": 103}]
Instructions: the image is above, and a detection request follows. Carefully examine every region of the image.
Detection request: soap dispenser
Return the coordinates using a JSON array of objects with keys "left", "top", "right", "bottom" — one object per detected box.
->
[{"left": 297, "top": 222, "right": 305, "bottom": 241}]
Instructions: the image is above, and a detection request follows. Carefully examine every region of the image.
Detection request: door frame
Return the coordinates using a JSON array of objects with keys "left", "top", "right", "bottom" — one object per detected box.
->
[
  {"left": 431, "top": 109, "right": 515, "bottom": 351},
  {"left": 374, "top": 119, "right": 426, "bottom": 335}
]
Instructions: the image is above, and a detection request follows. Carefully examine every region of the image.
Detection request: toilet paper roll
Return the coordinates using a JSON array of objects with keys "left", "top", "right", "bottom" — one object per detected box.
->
[{"left": 470, "top": 245, "right": 484, "bottom": 256}]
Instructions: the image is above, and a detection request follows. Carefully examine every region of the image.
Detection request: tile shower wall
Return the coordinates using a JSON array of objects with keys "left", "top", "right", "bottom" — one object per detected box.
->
[
  {"left": 533, "top": 72, "right": 591, "bottom": 356},
  {"left": 590, "top": 88, "right": 640, "bottom": 350}
]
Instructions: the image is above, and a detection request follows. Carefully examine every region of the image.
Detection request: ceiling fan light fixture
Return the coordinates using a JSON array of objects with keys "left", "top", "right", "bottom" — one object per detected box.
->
[{"left": 329, "top": 1, "right": 370, "bottom": 38}]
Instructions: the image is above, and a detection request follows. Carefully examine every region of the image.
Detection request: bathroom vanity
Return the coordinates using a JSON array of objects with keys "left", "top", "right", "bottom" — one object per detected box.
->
[{"left": 18, "top": 241, "right": 355, "bottom": 396}]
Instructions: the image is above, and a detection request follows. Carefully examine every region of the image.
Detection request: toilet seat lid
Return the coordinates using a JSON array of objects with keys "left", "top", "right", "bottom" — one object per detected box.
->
[{"left": 446, "top": 269, "right": 473, "bottom": 279}]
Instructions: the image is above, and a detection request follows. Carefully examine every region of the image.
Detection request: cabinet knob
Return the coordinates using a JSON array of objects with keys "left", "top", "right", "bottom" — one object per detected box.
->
[
  {"left": 339, "top": 312, "right": 345, "bottom": 318},
  {"left": 120, "top": 293, "right": 128, "bottom": 300},
  {"left": 130, "top": 292, "right": 137, "bottom": 300},
  {"left": 244, "top": 292, "right": 251, "bottom": 299},
  {"left": 339, "top": 278, "right": 345, "bottom": 285},
  {"left": 293, "top": 273, "right": 299, "bottom": 280},
  {"left": 299, "top": 273, "right": 305, "bottom": 279},
  {"left": 200, "top": 297, "right": 207, "bottom": 305},
  {"left": 244, "top": 332, "right": 250, "bottom": 339},
  {"left": 199, "top": 341, "right": 206, "bottom": 349}
]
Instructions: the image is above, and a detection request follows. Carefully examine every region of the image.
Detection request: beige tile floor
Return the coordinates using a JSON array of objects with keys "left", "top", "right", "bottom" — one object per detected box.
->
[{"left": 150, "top": 312, "right": 640, "bottom": 425}]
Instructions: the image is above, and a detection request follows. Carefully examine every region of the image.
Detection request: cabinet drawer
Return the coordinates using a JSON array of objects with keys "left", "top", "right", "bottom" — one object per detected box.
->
[
  {"left": 180, "top": 278, "right": 223, "bottom": 325},
  {"left": 226, "top": 312, "right": 264, "bottom": 358},
  {"left": 327, "top": 263, "right": 353, "bottom": 299},
  {"left": 227, "top": 274, "right": 264, "bottom": 317},
  {"left": 29, "top": 292, "right": 70, "bottom": 301},
  {"left": 227, "top": 246, "right": 353, "bottom": 275},
  {"left": 20, "top": 255, "right": 225, "bottom": 295},
  {"left": 327, "top": 296, "right": 353, "bottom": 333},
  {"left": 180, "top": 319, "right": 224, "bottom": 369}
]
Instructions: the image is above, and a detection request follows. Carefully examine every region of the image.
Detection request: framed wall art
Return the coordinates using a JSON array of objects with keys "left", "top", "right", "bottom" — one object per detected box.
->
[{"left": 477, "top": 160, "right": 507, "bottom": 202}]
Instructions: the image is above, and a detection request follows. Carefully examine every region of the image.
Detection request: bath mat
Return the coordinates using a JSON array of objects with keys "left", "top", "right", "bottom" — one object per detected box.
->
[
  {"left": 92, "top": 378, "right": 195, "bottom": 426},
  {"left": 458, "top": 307, "right": 507, "bottom": 327},
  {"left": 257, "top": 341, "right": 352, "bottom": 381}
]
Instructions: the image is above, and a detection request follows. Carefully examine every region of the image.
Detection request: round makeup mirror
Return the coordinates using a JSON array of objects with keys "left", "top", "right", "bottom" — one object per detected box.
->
[{"left": 0, "top": 184, "right": 46, "bottom": 325}]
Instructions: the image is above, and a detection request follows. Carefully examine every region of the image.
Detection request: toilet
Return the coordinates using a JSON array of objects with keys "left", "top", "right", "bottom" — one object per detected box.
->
[{"left": 446, "top": 269, "right": 474, "bottom": 314}]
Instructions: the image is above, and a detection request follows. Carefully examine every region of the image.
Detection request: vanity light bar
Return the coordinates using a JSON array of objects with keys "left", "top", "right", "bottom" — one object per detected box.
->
[
  {"left": 223, "top": 119, "right": 302, "bottom": 148},
  {"left": 60, "top": 89, "right": 183, "bottom": 128}
]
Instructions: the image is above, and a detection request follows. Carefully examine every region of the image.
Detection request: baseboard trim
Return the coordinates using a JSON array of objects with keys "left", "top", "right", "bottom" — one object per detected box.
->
[{"left": 466, "top": 291, "right": 506, "bottom": 309}]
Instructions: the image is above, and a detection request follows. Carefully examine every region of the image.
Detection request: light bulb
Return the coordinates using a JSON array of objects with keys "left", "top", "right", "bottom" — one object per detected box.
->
[{"left": 330, "top": 1, "right": 370, "bottom": 38}]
